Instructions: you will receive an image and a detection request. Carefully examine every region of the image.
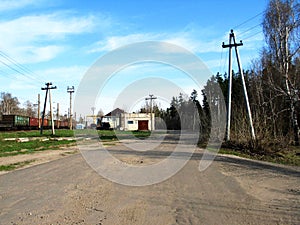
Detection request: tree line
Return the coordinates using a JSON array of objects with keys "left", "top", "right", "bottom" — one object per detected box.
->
[{"left": 146, "top": 0, "right": 299, "bottom": 151}]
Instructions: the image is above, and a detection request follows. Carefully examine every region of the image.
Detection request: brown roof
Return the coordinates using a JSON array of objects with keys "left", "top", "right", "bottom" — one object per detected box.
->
[{"left": 105, "top": 108, "right": 125, "bottom": 116}]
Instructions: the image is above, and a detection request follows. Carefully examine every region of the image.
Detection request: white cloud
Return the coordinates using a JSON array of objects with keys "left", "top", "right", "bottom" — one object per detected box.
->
[
  {"left": 37, "top": 65, "right": 88, "bottom": 83},
  {"left": 89, "top": 33, "right": 161, "bottom": 53},
  {"left": 1, "top": 12, "right": 97, "bottom": 40},
  {"left": 15, "top": 45, "right": 66, "bottom": 63},
  {"left": 0, "top": 12, "right": 103, "bottom": 63},
  {"left": 89, "top": 31, "right": 226, "bottom": 54},
  {"left": 0, "top": 0, "right": 37, "bottom": 11}
]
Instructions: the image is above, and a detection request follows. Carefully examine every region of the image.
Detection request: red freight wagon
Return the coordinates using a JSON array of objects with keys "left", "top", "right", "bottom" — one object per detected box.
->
[
  {"left": 41, "top": 118, "right": 48, "bottom": 127},
  {"left": 54, "top": 120, "right": 60, "bottom": 128},
  {"left": 60, "top": 121, "right": 69, "bottom": 128},
  {"left": 29, "top": 117, "right": 39, "bottom": 127},
  {"left": 29, "top": 118, "right": 48, "bottom": 128}
]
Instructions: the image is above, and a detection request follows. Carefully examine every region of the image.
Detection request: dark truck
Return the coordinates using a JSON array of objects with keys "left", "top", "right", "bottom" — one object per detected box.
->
[{"left": 96, "top": 118, "right": 112, "bottom": 130}]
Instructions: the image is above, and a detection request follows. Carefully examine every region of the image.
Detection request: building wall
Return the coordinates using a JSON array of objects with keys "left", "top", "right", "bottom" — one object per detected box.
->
[
  {"left": 122, "top": 113, "right": 154, "bottom": 131},
  {"left": 102, "top": 112, "right": 155, "bottom": 131},
  {"left": 102, "top": 116, "right": 121, "bottom": 129}
]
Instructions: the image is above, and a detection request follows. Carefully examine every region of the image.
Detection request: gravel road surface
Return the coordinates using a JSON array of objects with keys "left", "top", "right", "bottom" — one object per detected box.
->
[{"left": 0, "top": 137, "right": 299, "bottom": 224}]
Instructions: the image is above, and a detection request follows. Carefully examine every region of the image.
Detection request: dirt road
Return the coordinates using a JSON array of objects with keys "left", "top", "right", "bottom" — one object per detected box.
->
[{"left": 0, "top": 137, "right": 299, "bottom": 225}]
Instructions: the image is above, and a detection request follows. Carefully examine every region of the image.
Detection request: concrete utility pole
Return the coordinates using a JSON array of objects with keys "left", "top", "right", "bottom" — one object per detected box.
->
[
  {"left": 67, "top": 86, "right": 75, "bottom": 130},
  {"left": 222, "top": 30, "right": 256, "bottom": 141},
  {"left": 40, "top": 82, "right": 57, "bottom": 135},
  {"left": 145, "top": 94, "right": 157, "bottom": 131}
]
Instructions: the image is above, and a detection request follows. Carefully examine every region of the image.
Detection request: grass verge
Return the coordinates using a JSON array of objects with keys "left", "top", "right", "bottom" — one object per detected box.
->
[
  {"left": 0, "top": 140, "right": 76, "bottom": 157},
  {"left": 218, "top": 146, "right": 300, "bottom": 166},
  {"left": 0, "top": 160, "right": 35, "bottom": 171},
  {"left": 0, "top": 130, "right": 152, "bottom": 158}
]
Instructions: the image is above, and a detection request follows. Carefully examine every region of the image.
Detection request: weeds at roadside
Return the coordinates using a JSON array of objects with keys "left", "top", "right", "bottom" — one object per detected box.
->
[{"left": 0, "top": 160, "right": 35, "bottom": 171}]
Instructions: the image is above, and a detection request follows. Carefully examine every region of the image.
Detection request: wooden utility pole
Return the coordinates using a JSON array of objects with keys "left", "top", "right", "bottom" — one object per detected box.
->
[
  {"left": 56, "top": 102, "right": 60, "bottom": 128},
  {"left": 222, "top": 30, "right": 255, "bottom": 141},
  {"left": 67, "top": 86, "right": 75, "bottom": 130},
  {"left": 40, "top": 82, "right": 57, "bottom": 134},
  {"left": 145, "top": 94, "right": 157, "bottom": 131},
  {"left": 49, "top": 89, "right": 55, "bottom": 135},
  {"left": 38, "top": 94, "right": 41, "bottom": 129},
  {"left": 91, "top": 107, "right": 96, "bottom": 124}
]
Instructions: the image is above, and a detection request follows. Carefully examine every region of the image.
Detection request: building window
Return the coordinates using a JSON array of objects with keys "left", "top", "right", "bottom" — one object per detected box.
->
[{"left": 127, "top": 120, "right": 134, "bottom": 124}]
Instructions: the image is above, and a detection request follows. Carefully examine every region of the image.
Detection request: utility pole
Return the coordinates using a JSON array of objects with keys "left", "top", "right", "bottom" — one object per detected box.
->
[
  {"left": 67, "top": 86, "right": 75, "bottom": 130},
  {"left": 49, "top": 89, "right": 55, "bottom": 135},
  {"left": 38, "top": 94, "right": 41, "bottom": 129},
  {"left": 91, "top": 107, "right": 95, "bottom": 115},
  {"left": 222, "top": 30, "right": 256, "bottom": 141},
  {"left": 91, "top": 107, "right": 96, "bottom": 124},
  {"left": 56, "top": 102, "right": 60, "bottom": 128},
  {"left": 145, "top": 94, "right": 157, "bottom": 131},
  {"left": 40, "top": 82, "right": 57, "bottom": 134}
]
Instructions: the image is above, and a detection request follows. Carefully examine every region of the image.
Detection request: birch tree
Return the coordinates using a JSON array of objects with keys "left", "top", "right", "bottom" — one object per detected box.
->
[{"left": 262, "top": 0, "right": 300, "bottom": 145}]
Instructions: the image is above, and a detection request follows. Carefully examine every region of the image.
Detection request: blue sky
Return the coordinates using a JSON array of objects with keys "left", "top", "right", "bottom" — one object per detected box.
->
[{"left": 0, "top": 0, "right": 268, "bottom": 117}]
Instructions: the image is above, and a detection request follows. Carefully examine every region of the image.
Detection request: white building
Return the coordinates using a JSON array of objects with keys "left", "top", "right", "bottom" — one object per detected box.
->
[{"left": 103, "top": 108, "right": 155, "bottom": 131}]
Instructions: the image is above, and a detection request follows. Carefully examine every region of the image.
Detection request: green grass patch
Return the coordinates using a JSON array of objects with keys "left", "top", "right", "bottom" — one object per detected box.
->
[
  {"left": 0, "top": 130, "right": 153, "bottom": 158},
  {"left": 0, "top": 160, "right": 35, "bottom": 171},
  {"left": 0, "top": 129, "right": 75, "bottom": 140},
  {"left": 99, "top": 130, "right": 151, "bottom": 139},
  {"left": 0, "top": 129, "right": 153, "bottom": 140},
  {"left": 0, "top": 139, "right": 75, "bottom": 157},
  {"left": 217, "top": 146, "right": 300, "bottom": 166},
  {"left": 74, "top": 130, "right": 152, "bottom": 141}
]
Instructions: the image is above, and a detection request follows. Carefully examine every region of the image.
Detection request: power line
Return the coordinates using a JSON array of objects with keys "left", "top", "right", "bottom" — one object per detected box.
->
[
  {"left": 233, "top": 11, "right": 265, "bottom": 30},
  {"left": 0, "top": 59, "right": 41, "bottom": 89},
  {"left": 233, "top": 1, "right": 299, "bottom": 38},
  {"left": 0, "top": 50, "right": 43, "bottom": 83},
  {"left": 238, "top": 23, "right": 262, "bottom": 37},
  {"left": 0, "top": 67, "right": 16, "bottom": 80},
  {"left": 0, "top": 59, "right": 34, "bottom": 81},
  {"left": 243, "top": 30, "right": 264, "bottom": 41}
]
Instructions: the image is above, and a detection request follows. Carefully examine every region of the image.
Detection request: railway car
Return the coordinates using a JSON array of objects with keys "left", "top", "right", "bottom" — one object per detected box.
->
[
  {"left": 29, "top": 117, "right": 39, "bottom": 127},
  {"left": 0, "top": 115, "right": 30, "bottom": 130},
  {"left": 0, "top": 115, "right": 72, "bottom": 130},
  {"left": 60, "top": 120, "right": 69, "bottom": 129},
  {"left": 54, "top": 120, "right": 61, "bottom": 129},
  {"left": 29, "top": 118, "right": 47, "bottom": 130}
]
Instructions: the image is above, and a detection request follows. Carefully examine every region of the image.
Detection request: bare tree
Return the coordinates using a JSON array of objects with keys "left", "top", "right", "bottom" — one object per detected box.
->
[
  {"left": 23, "top": 100, "right": 36, "bottom": 117},
  {"left": 263, "top": 0, "right": 300, "bottom": 145},
  {"left": 0, "top": 92, "right": 20, "bottom": 115}
]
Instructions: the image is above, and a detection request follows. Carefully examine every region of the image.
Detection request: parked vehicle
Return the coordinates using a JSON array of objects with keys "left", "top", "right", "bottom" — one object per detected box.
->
[{"left": 96, "top": 122, "right": 111, "bottom": 130}]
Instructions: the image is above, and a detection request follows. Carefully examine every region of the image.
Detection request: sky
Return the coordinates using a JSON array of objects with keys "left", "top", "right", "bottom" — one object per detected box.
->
[{"left": 0, "top": 0, "right": 269, "bottom": 119}]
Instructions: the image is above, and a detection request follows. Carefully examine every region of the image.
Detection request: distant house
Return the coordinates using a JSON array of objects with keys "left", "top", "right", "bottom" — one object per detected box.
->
[
  {"left": 101, "top": 108, "right": 124, "bottom": 129},
  {"left": 102, "top": 108, "right": 154, "bottom": 131}
]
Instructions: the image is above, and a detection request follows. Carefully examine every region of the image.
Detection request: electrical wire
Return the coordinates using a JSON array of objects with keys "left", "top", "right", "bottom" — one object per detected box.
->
[
  {"left": 0, "top": 59, "right": 41, "bottom": 89},
  {"left": 233, "top": 11, "right": 265, "bottom": 30},
  {"left": 243, "top": 30, "right": 264, "bottom": 41},
  {"left": 238, "top": 23, "right": 262, "bottom": 36},
  {"left": 0, "top": 67, "right": 16, "bottom": 80},
  {"left": 0, "top": 51, "right": 43, "bottom": 83}
]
